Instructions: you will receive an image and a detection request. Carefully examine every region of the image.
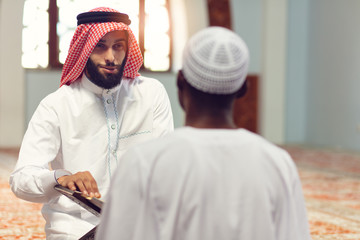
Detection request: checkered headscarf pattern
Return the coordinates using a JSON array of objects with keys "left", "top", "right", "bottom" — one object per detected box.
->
[{"left": 60, "top": 7, "right": 143, "bottom": 87}]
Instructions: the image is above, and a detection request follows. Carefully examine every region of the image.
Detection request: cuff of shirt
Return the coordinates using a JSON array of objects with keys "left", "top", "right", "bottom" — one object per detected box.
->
[
  {"left": 38, "top": 170, "right": 70, "bottom": 200},
  {"left": 54, "top": 169, "right": 72, "bottom": 184}
]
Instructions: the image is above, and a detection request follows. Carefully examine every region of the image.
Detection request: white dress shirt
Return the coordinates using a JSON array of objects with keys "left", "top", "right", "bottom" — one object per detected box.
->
[
  {"left": 96, "top": 127, "right": 311, "bottom": 240},
  {"left": 9, "top": 75, "right": 174, "bottom": 239}
]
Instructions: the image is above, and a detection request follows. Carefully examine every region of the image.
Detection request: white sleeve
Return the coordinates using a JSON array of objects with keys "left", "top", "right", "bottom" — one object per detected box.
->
[
  {"left": 9, "top": 99, "right": 62, "bottom": 203},
  {"left": 95, "top": 148, "right": 150, "bottom": 240},
  {"left": 291, "top": 166, "right": 312, "bottom": 240},
  {"left": 284, "top": 151, "right": 312, "bottom": 240},
  {"left": 152, "top": 82, "right": 174, "bottom": 137}
]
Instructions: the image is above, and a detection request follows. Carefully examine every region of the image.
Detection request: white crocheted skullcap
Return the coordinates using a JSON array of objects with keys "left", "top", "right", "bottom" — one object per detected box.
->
[{"left": 182, "top": 26, "right": 249, "bottom": 94}]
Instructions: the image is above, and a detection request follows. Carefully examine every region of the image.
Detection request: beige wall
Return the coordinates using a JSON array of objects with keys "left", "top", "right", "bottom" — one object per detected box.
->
[
  {"left": 261, "top": 0, "right": 288, "bottom": 144},
  {"left": 0, "top": 0, "right": 25, "bottom": 147}
]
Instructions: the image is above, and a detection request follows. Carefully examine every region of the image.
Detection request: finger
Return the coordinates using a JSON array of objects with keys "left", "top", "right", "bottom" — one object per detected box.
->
[
  {"left": 57, "top": 176, "right": 67, "bottom": 186},
  {"left": 83, "top": 171, "right": 100, "bottom": 198},
  {"left": 58, "top": 176, "right": 76, "bottom": 191},
  {"left": 83, "top": 178, "right": 94, "bottom": 197},
  {"left": 67, "top": 181, "right": 77, "bottom": 191},
  {"left": 80, "top": 171, "right": 94, "bottom": 197},
  {"left": 75, "top": 179, "right": 88, "bottom": 196},
  {"left": 91, "top": 179, "right": 101, "bottom": 198}
]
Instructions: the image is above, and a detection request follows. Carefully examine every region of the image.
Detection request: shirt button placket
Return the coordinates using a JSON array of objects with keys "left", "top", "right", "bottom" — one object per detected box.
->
[
  {"left": 104, "top": 93, "right": 118, "bottom": 166},
  {"left": 111, "top": 123, "right": 117, "bottom": 156}
]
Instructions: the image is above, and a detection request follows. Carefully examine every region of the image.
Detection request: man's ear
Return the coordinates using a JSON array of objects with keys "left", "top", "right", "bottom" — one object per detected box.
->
[
  {"left": 177, "top": 70, "right": 186, "bottom": 110},
  {"left": 236, "top": 80, "right": 248, "bottom": 99},
  {"left": 177, "top": 70, "right": 185, "bottom": 90}
]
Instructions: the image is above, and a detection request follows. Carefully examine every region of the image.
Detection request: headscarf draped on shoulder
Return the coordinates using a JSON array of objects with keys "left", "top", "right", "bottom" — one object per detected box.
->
[{"left": 60, "top": 7, "right": 143, "bottom": 87}]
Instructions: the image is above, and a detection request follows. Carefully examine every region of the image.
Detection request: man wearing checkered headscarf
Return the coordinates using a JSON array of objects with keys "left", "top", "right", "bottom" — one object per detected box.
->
[
  {"left": 60, "top": 7, "right": 143, "bottom": 87},
  {"left": 10, "top": 7, "right": 174, "bottom": 239}
]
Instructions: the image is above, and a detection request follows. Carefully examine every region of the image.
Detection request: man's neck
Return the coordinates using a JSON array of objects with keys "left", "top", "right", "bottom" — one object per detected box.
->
[{"left": 184, "top": 110, "right": 238, "bottom": 129}]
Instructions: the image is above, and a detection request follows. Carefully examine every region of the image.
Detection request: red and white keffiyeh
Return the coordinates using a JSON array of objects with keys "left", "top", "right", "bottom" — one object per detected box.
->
[{"left": 60, "top": 7, "right": 143, "bottom": 87}]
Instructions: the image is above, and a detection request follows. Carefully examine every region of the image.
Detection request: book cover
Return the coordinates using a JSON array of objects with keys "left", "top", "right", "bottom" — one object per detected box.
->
[{"left": 54, "top": 184, "right": 103, "bottom": 240}]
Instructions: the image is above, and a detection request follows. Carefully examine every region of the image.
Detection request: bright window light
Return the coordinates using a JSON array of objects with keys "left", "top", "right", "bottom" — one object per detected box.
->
[{"left": 22, "top": 0, "right": 170, "bottom": 71}]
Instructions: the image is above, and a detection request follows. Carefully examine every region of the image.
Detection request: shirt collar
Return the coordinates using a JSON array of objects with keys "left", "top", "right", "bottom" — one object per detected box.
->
[{"left": 80, "top": 74, "right": 123, "bottom": 95}]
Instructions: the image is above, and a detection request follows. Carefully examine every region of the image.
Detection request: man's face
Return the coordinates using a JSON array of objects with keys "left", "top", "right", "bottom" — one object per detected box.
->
[{"left": 85, "top": 30, "right": 128, "bottom": 89}]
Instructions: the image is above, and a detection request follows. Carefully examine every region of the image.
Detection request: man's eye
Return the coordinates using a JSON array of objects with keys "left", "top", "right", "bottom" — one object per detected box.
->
[
  {"left": 95, "top": 44, "right": 106, "bottom": 49},
  {"left": 114, "top": 44, "right": 124, "bottom": 49}
]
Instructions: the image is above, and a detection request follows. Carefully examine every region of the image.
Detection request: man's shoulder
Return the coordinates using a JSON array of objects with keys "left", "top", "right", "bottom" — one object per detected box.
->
[
  {"left": 136, "top": 75, "right": 161, "bottom": 82},
  {"left": 134, "top": 75, "right": 165, "bottom": 89},
  {"left": 125, "top": 128, "right": 294, "bottom": 173},
  {"left": 127, "top": 129, "right": 188, "bottom": 154},
  {"left": 132, "top": 128, "right": 267, "bottom": 150},
  {"left": 128, "top": 76, "right": 169, "bottom": 101},
  {"left": 39, "top": 81, "right": 84, "bottom": 106},
  {"left": 239, "top": 129, "right": 290, "bottom": 157}
]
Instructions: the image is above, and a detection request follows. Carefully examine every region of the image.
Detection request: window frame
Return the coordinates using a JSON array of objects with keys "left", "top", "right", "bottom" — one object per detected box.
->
[{"left": 46, "top": 0, "right": 172, "bottom": 72}]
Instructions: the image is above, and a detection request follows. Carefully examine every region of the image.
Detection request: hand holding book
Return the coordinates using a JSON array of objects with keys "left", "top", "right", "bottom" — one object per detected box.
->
[
  {"left": 56, "top": 171, "right": 101, "bottom": 198},
  {"left": 54, "top": 184, "right": 103, "bottom": 217}
]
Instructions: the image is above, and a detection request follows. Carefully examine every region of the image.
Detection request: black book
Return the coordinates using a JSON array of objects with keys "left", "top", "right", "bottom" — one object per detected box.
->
[{"left": 54, "top": 184, "right": 103, "bottom": 240}]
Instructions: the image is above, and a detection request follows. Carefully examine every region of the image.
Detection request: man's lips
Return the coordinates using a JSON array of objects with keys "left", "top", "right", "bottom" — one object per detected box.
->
[{"left": 99, "top": 66, "right": 119, "bottom": 74}]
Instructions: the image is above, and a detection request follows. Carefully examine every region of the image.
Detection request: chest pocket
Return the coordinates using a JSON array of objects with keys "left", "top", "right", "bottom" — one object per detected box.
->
[
  {"left": 118, "top": 130, "right": 153, "bottom": 150},
  {"left": 118, "top": 103, "right": 153, "bottom": 150}
]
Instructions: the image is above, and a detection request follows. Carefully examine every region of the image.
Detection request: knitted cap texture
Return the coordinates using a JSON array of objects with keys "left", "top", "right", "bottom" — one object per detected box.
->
[{"left": 182, "top": 27, "right": 249, "bottom": 94}]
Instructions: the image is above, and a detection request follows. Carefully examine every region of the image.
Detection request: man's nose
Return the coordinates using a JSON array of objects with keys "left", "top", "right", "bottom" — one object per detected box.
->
[{"left": 104, "top": 49, "right": 115, "bottom": 63}]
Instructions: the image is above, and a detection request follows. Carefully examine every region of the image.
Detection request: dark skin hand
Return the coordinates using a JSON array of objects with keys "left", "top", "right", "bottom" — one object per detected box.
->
[{"left": 57, "top": 171, "right": 101, "bottom": 198}]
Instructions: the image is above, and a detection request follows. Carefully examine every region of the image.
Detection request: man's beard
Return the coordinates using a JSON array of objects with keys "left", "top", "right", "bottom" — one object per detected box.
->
[{"left": 85, "top": 58, "right": 126, "bottom": 89}]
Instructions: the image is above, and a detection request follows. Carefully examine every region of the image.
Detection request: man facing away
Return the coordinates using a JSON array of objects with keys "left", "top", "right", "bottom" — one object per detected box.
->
[
  {"left": 9, "top": 7, "right": 174, "bottom": 239},
  {"left": 96, "top": 26, "right": 312, "bottom": 240}
]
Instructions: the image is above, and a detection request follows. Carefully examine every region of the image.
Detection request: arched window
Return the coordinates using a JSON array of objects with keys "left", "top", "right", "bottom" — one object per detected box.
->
[{"left": 22, "top": 0, "right": 171, "bottom": 71}]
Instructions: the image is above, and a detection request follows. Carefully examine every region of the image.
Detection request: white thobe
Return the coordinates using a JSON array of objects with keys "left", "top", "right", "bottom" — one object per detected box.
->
[
  {"left": 96, "top": 127, "right": 311, "bottom": 240},
  {"left": 9, "top": 75, "right": 174, "bottom": 239}
]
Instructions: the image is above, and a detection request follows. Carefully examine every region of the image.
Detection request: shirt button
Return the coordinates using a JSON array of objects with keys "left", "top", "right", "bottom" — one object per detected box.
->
[
  {"left": 111, "top": 124, "right": 116, "bottom": 130},
  {"left": 112, "top": 150, "right": 117, "bottom": 155},
  {"left": 106, "top": 99, "right": 112, "bottom": 104}
]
